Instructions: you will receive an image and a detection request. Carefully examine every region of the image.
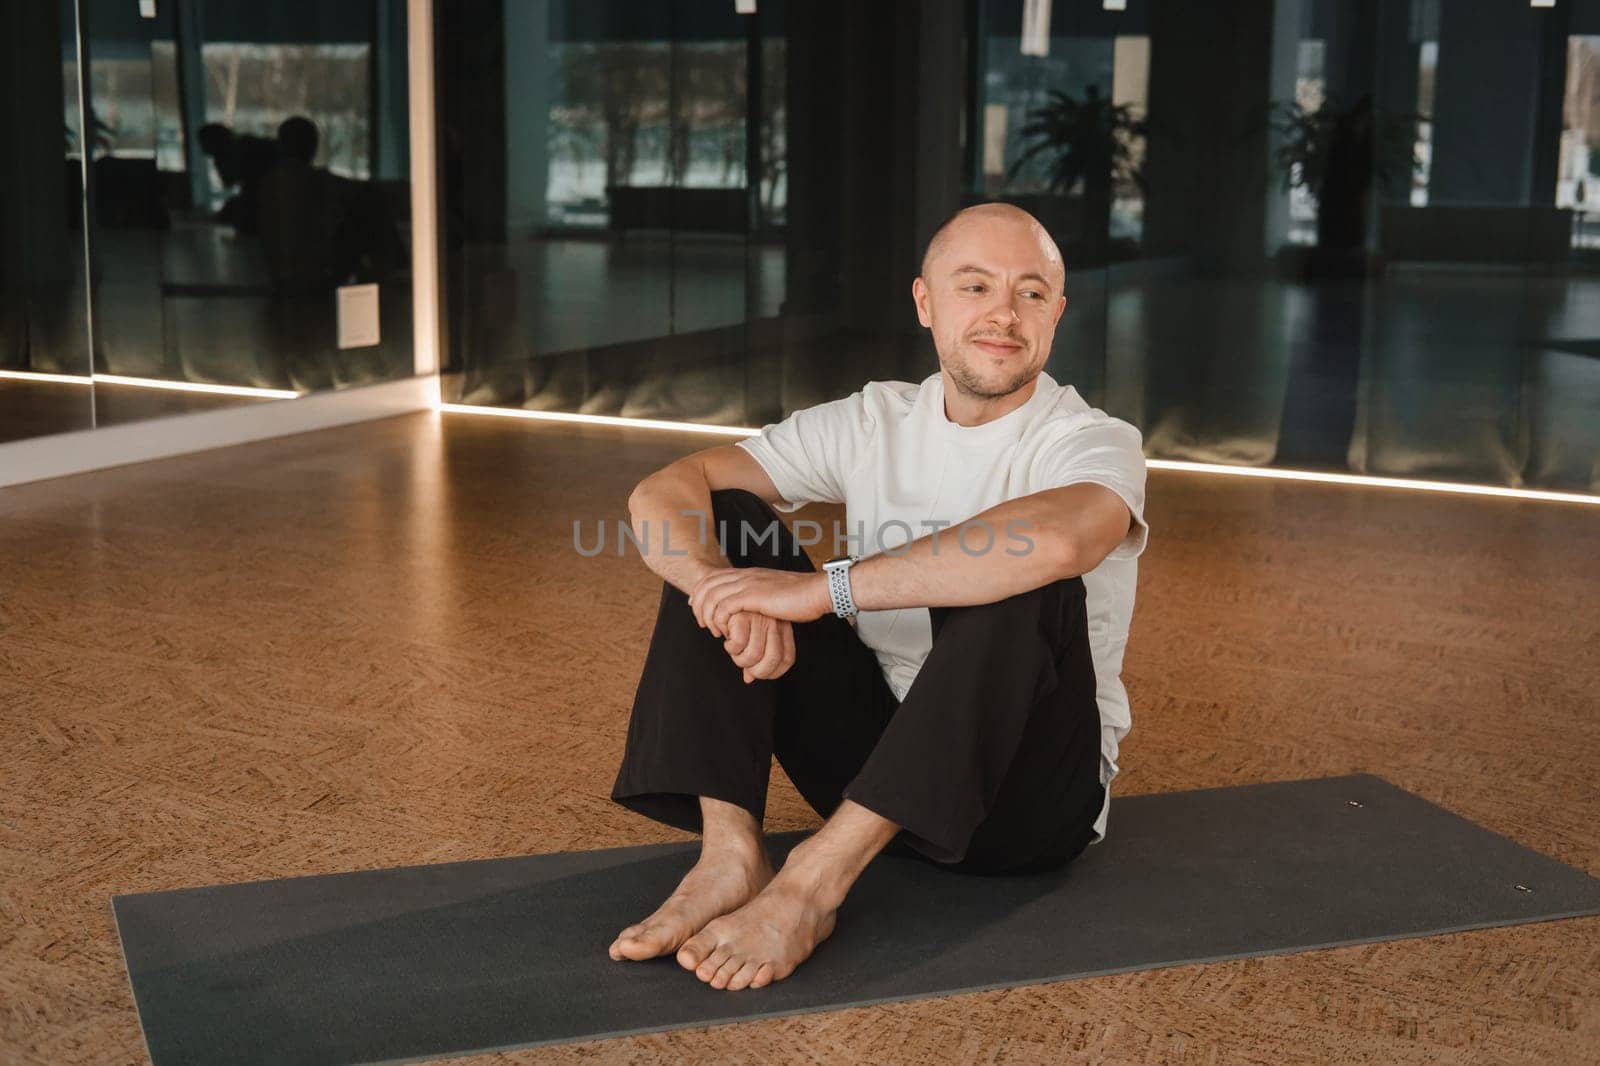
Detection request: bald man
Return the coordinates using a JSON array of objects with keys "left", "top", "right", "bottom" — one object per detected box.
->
[{"left": 608, "top": 203, "right": 1150, "bottom": 991}]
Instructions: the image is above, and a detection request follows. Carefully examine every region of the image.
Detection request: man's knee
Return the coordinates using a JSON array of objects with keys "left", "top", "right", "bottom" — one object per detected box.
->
[
  {"left": 924, "top": 578, "right": 1087, "bottom": 659},
  {"left": 707, "top": 488, "right": 806, "bottom": 569},
  {"left": 709, "top": 486, "right": 764, "bottom": 506},
  {"left": 934, "top": 576, "right": 1083, "bottom": 625},
  {"left": 1003, "top": 576, "right": 1084, "bottom": 612},
  {"left": 709, "top": 487, "right": 769, "bottom": 521}
]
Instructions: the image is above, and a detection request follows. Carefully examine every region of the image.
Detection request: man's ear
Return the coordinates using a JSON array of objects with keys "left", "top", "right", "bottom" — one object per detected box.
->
[
  {"left": 912, "top": 276, "right": 932, "bottom": 328},
  {"left": 1051, "top": 294, "right": 1067, "bottom": 327}
]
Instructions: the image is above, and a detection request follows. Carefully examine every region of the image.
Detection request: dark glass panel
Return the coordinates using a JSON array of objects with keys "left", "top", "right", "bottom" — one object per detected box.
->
[
  {"left": 0, "top": 0, "right": 94, "bottom": 443},
  {"left": 81, "top": 0, "right": 415, "bottom": 427}
]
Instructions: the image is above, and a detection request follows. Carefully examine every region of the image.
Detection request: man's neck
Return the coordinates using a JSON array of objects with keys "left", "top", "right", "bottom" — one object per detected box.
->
[{"left": 940, "top": 371, "right": 1039, "bottom": 428}]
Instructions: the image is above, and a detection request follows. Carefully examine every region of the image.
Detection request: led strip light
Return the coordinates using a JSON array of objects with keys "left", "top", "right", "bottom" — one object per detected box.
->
[
  {"left": 1, "top": 369, "right": 299, "bottom": 399},
  {"left": 437, "top": 402, "right": 1599, "bottom": 506},
  {"left": 4, "top": 376, "right": 1589, "bottom": 505},
  {"left": 1139, "top": 458, "right": 1597, "bottom": 506},
  {"left": 438, "top": 402, "right": 758, "bottom": 438},
  {"left": 0, "top": 369, "right": 93, "bottom": 385},
  {"left": 91, "top": 374, "right": 299, "bottom": 399}
]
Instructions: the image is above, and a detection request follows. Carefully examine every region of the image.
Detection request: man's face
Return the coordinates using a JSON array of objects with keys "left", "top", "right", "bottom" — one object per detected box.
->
[{"left": 912, "top": 214, "right": 1067, "bottom": 401}]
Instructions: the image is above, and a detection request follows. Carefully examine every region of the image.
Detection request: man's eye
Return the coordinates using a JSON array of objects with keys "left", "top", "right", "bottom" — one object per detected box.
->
[
  {"left": 963, "top": 285, "right": 985, "bottom": 293},
  {"left": 1022, "top": 290, "right": 1042, "bottom": 299}
]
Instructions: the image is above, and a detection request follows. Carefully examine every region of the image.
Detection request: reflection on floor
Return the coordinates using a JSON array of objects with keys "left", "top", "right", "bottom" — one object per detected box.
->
[
  {"left": 88, "top": 220, "right": 415, "bottom": 403},
  {"left": 447, "top": 256, "right": 1600, "bottom": 493},
  {"left": 0, "top": 377, "right": 281, "bottom": 444},
  {"left": 92, "top": 380, "right": 283, "bottom": 424},
  {"left": 0, "top": 378, "right": 94, "bottom": 444},
  {"left": 16, "top": 225, "right": 1593, "bottom": 490},
  {"left": 1101, "top": 267, "right": 1600, "bottom": 492},
  {"left": 2, "top": 411, "right": 1595, "bottom": 1061},
  {"left": 454, "top": 234, "right": 787, "bottom": 360}
]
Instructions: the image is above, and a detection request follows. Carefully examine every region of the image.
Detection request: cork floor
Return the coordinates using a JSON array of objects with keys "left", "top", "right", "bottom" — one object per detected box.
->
[{"left": 2, "top": 409, "right": 1597, "bottom": 1064}]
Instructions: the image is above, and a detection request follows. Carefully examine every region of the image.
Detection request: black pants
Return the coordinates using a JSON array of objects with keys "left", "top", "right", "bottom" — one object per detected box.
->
[{"left": 611, "top": 489, "right": 1106, "bottom": 877}]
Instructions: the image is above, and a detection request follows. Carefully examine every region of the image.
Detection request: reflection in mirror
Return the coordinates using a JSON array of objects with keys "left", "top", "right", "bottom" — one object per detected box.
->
[
  {"left": 82, "top": 0, "right": 415, "bottom": 428},
  {"left": 0, "top": 0, "right": 95, "bottom": 444},
  {"left": 1107, "top": 0, "right": 1598, "bottom": 492},
  {"left": 437, "top": 0, "right": 1595, "bottom": 494},
  {"left": 438, "top": 1, "right": 1124, "bottom": 430},
  {"left": 439, "top": 0, "right": 964, "bottom": 428}
]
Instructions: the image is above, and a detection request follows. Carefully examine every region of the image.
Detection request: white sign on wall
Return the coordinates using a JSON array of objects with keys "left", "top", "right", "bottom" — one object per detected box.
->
[{"left": 336, "top": 283, "right": 381, "bottom": 350}]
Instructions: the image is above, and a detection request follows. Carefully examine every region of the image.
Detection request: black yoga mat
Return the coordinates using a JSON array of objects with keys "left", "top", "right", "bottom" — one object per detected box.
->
[{"left": 112, "top": 773, "right": 1600, "bottom": 1065}]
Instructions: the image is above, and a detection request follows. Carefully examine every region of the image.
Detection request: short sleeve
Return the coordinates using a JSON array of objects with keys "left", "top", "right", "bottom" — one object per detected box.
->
[
  {"left": 1030, "top": 415, "right": 1149, "bottom": 561},
  {"left": 735, "top": 390, "right": 875, "bottom": 513}
]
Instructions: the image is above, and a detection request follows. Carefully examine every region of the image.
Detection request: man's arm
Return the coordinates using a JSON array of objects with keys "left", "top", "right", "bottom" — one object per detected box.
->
[
  {"left": 688, "top": 481, "right": 1136, "bottom": 636},
  {"left": 627, "top": 443, "right": 789, "bottom": 596},
  {"left": 849, "top": 482, "right": 1134, "bottom": 610}
]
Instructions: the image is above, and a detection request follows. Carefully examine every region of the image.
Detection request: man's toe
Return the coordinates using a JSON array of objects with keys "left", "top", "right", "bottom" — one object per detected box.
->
[
  {"left": 725, "top": 959, "right": 762, "bottom": 991},
  {"left": 712, "top": 955, "right": 745, "bottom": 989},
  {"left": 614, "top": 923, "right": 669, "bottom": 959},
  {"left": 694, "top": 944, "right": 731, "bottom": 981},
  {"left": 676, "top": 934, "right": 711, "bottom": 971}
]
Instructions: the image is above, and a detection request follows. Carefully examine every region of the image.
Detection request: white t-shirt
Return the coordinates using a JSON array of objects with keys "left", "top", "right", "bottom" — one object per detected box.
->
[{"left": 735, "top": 370, "right": 1149, "bottom": 843}]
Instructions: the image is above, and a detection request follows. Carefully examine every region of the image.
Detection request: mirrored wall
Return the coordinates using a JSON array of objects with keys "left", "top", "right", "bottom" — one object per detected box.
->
[
  {"left": 437, "top": 0, "right": 1600, "bottom": 494},
  {"left": 1, "top": 0, "right": 419, "bottom": 445},
  {"left": 0, "top": 0, "right": 94, "bottom": 444}
]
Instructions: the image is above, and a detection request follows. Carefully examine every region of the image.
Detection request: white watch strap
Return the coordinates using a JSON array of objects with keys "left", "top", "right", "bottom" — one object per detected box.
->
[{"left": 826, "top": 558, "right": 859, "bottom": 618}]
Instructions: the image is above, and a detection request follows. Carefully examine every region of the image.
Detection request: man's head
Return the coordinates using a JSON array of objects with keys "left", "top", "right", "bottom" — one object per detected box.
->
[
  {"left": 912, "top": 202, "right": 1067, "bottom": 402},
  {"left": 196, "top": 123, "right": 232, "bottom": 158},
  {"left": 277, "top": 116, "right": 319, "bottom": 164}
]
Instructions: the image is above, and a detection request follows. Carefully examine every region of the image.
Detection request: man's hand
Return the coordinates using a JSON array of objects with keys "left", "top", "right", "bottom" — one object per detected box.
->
[
  {"left": 688, "top": 567, "right": 831, "bottom": 639},
  {"left": 722, "top": 611, "right": 796, "bottom": 683}
]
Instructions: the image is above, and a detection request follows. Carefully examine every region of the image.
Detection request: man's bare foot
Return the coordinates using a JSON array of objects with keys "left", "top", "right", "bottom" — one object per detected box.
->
[
  {"left": 609, "top": 845, "right": 775, "bottom": 962},
  {"left": 674, "top": 874, "right": 839, "bottom": 990}
]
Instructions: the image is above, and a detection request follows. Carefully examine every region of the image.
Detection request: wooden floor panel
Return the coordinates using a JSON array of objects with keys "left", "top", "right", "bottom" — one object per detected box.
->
[{"left": 1, "top": 410, "right": 1596, "bottom": 1064}]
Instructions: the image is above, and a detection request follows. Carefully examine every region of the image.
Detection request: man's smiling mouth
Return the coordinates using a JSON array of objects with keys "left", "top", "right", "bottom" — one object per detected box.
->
[{"left": 971, "top": 338, "right": 1023, "bottom": 355}]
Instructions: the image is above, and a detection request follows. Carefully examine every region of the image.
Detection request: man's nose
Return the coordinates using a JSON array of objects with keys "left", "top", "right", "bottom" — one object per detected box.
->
[{"left": 982, "top": 297, "right": 1021, "bottom": 329}]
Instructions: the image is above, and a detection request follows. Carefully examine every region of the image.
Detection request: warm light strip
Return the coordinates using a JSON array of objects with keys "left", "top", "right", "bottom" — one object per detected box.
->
[
  {"left": 439, "top": 402, "right": 1599, "bottom": 505},
  {"left": 1143, "top": 458, "right": 1597, "bottom": 505},
  {"left": 0, "top": 369, "right": 94, "bottom": 385},
  {"left": 407, "top": 0, "right": 441, "bottom": 377},
  {"left": 3, "top": 368, "right": 299, "bottom": 400},
  {"left": 438, "top": 402, "right": 758, "bottom": 437},
  {"left": 93, "top": 374, "right": 300, "bottom": 399}
]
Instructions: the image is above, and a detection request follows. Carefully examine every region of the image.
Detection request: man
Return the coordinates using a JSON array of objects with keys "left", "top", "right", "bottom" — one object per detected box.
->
[
  {"left": 256, "top": 117, "right": 340, "bottom": 293},
  {"left": 253, "top": 117, "right": 344, "bottom": 391},
  {"left": 608, "top": 203, "right": 1149, "bottom": 992},
  {"left": 196, "top": 123, "right": 277, "bottom": 235}
]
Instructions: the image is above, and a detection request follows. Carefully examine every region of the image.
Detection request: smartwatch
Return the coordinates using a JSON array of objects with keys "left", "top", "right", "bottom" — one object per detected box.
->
[{"left": 822, "top": 555, "right": 860, "bottom": 618}]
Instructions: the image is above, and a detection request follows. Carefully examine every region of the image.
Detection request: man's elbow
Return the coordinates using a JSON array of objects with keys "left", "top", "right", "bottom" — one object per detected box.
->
[
  {"left": 627, "top": 477, "right": 650, "bottom": 514},
  {"left": 629, "top": 458, "right": 701, "bottom": 516},
  {"left": 1045, "top": 517, "right": 1120, "bottom": 578},
  {"left": 1048, "top": 528, "right": 1087, "bottom": 580},
  {"left": 1054, "top": 508, "right": 1134, "bottom": 578}
]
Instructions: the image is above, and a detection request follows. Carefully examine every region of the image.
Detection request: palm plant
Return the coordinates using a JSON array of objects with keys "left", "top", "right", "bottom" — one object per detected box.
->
[
  {"left": 1006, "top": 85, "right": 1147, "bottom": 262},
  {"left": 1008, "top": 84, "right": 1146, "bottom": 195},
  {"left": 1271, "top": 92, "right": 1423, "bottom": 252}
]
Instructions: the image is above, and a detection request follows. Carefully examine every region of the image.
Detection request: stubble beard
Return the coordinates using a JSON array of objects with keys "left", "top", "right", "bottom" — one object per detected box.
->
[{"left": 943, "top": 340, "right": 1039, "bottom": 401}]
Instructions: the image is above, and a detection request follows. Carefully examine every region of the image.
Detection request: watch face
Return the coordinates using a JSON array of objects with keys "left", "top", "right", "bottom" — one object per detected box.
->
[{"left": 824, "top": 555, "right": 850, "bottom": 568}]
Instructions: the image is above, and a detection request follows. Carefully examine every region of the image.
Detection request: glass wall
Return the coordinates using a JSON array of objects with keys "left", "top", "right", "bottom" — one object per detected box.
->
[
  {"left": 0, "top": 0, "right": 419, "bottom": 446},
  {"left": 437, "top": 0, "right": 774, "bottom": 425},
  {"left": 82, "top": 0, "right": 417, "bottom": 427},
  {"left": 0, "top": 0, "right": 94, "bottom": 443},
  {"left": 436, "top": 0, "right": 1599, "bottom": 495}
]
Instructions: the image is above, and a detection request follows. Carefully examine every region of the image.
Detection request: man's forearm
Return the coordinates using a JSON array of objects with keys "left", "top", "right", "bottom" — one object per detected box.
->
[
  {"left": 627, "top": 466, "right": 728, "bottom": 595},
  {"left": 848, "top": 494, "right": 1080, "bottom": 611}
]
